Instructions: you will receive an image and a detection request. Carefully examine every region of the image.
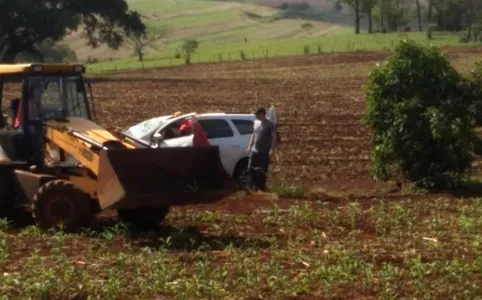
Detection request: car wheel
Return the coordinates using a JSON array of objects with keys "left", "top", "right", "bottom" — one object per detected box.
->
[{"left": 234, "top": 159, "right": 255, "bottom": 191}]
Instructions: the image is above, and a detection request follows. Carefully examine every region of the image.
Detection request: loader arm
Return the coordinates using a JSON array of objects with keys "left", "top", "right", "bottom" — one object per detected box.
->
[
  {"left": 42, "top": 117, "right": 237, "bottom": 210},
  {"left": 44, "top": 118, "right": 130, "bottom": 176}
]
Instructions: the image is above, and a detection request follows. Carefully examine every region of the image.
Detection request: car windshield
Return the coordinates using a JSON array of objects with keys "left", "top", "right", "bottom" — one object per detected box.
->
[
  {"left": 27, "top": 75, "right": 89, "bottom": 121},
  {"left": 126, "top": 116, "right": 173, "bottom": 140}
]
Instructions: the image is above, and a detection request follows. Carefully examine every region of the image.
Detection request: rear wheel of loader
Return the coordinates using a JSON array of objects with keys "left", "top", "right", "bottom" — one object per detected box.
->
[
  {"left": 32, "top": 180, "right": 92, "bottom": 231},
  {"left": 117, "top": 206, "right": 170, "bottom": 230}
]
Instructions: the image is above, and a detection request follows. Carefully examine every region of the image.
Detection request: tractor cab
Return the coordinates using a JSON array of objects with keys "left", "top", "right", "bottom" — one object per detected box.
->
[{"left": 0, "top": 64, "right": 94, "bottom": 165}]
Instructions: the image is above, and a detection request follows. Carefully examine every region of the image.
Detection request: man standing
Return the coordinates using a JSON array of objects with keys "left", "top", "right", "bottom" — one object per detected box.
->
[
  {"left": 246, "top": 107, "right": 277, "bottom": 191},
  {"left": 14, "top": 86, "right": 43, "bottom": 164}
]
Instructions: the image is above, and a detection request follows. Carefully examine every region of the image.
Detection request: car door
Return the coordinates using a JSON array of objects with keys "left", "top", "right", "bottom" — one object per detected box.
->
[
  {"left": 230, "top": 118, "right": 255, "bottom": 161},
  {"left": 152, "top": 113, "right": 196, "bottom": 148},
  {"left": 197, "top": 117, "right": 239, "bottom": 176}
]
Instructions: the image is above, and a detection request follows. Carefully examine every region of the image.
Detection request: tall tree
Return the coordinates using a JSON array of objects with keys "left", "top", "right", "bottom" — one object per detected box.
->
[
  {"left": 355, "top": 0, "right": 361, "bottom": 34},
  {"left": 362, "top": 0, "right": 376, "bottom": 33},
  {"left": 415, "top": 0, "right": 423, "bottom": 31},
  {"left": 430, "top": 0, "right": 482, "bottom": 35},
  {"left": 129, "top": 28, "right": 169, "bottom": 62},
  {"left": 336, "top": 0, "right": 361, "bottom": 34},
  {"left": 427, "top": 0, "right": 433, "bottom": 38},
  {"left": 0, "top": 0, "right": 145, "bottom": 63},
  {"left": 380, "top": 0, "right": 385, "bottom": 31},
  {"left": 460, "top": 0, "right": 482, "bottom": 41},
  {"left": 382, "top": 0, "right": 409, "bottom": 32}
]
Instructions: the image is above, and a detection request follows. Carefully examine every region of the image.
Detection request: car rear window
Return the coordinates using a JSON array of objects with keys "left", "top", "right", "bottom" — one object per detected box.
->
[
  {"left": 232, "top": 119, "right": 254, "bottom": 135},
  {"left": 198, "top": 119, "right": 234, "bottom": 139}
]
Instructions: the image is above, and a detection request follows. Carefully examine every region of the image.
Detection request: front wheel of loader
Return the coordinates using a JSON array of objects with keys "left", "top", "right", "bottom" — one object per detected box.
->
[
  {"left": 32, "top": 180, "right": 92, "bottom": 231},
  {"left": 117, "top": 206, "right": 170, "bottom": 230},
  {"left": 0, "top": 170, "right": 16, "bottom": 220}
]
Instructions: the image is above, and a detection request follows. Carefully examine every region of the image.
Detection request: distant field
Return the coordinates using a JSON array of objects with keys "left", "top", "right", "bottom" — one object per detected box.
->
[
  {"left": 63, "top": 0, "right": 457, "bottom": 72},
  {"left": 66, "top": 0, "right": 349, "bottom": 62},
  {"left": 62, "top": 0, "right": 478, "bottom": 74},
  {"left": 85, "top": 31, "right": 477, "bottom": 74}
]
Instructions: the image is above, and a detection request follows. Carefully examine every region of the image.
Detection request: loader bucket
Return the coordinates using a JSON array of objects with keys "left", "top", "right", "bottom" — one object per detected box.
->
[{"left": 96, "top": 146, "right": 237, "bottom": 210}]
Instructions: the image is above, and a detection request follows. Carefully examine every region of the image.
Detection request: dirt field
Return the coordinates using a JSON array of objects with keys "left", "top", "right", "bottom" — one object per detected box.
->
[
  {"left": 89, "top": 46, "right": 481, "bottom": 192},
  {"left": 1, "top": 48, "right": 481, "bottom": 299}
]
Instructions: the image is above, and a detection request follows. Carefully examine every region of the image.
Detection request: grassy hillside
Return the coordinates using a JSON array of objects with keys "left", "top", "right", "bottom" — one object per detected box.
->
[
  {"left": 85, "top": 31, "right": 473, "bottom": 74},
  {"left": 64, "top": 0, "right": 478, "bottom": 73},
  {"left": 66, "top": 0, "right": 349, "bottom": 62}
]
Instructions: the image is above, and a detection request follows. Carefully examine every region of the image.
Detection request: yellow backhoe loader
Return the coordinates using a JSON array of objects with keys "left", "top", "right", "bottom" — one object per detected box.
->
[{"left": 0, "top": 64, "right": 236, "bottom": 230}]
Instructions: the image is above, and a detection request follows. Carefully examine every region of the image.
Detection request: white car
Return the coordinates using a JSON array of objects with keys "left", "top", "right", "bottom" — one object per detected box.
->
[{"left": 122, "top": 112, "right": 256, "bottom": 187}]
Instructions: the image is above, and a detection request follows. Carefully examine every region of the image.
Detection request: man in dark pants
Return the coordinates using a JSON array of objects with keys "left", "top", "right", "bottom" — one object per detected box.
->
[{"left": 246, "top": 107, "right": 277, "bottom": 191}]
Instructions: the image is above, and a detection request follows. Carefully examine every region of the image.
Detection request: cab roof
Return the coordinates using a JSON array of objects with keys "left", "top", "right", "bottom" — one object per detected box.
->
[{"left": 0, "top": 63, "right": 85, "bottom": 75}]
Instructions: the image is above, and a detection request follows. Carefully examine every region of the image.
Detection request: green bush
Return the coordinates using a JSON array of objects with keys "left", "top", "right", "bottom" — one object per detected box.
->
[
  {"left": 174, "top": 49, "right": 181, "bottom": 59},
  {"left": 471, "top": 62, "right": 482, "bottom": 126},
  {"left": 459, "top": 31, "right": 470, "bottom": 43},
  {"left": 364, "top": 40, "right": 475, "bottom": 188},
  {"left": 427, "top": 24, "right": 437, "bottom": 40},
  {"left": 473, "top": 24, "right": 482, "bottom": 42},
  {"left": 240, "top": 50, "right": 246, "bottom": 61},
  {"left": 179, "top": 39, "right": 199, "bottom": 65}
]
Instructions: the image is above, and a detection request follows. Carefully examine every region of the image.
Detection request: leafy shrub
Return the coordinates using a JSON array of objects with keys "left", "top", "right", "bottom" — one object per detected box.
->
[
  {"left": 427, "top": 24, "right": 436, "bottom": 40},
  {"left": 301, "top": 22, "right": 313, "bottom": 30},
  {"left": 86, "top": 56, "right": 98, "bottom": 64},
  {"left": 174, "top": 49, "right": 181, "bottom": 59},
  {"left": 240, "top": 50, "right": 246, "bottom": 61},
  {"left": 317, "top": 45, "right": 323, "bottom": 54},
  {"left": 292, "top": 2, "right": 312, "bottom": 10},
  {"left": 472, "top": 24, "right": 482, "bottom": 42},
  {"left": 459, "top": 31, "right": 470, "bottom": 43},
  {"left": 470, "top": 62, "right": 482, "bottom": 125},
  {"left": 279, "top": 2, "right": 289, "bottom": 9},
  {"left": 279, "top": 2, "right": 311, "bottom": 10},
  {"left": 364, "top": 40, "right": 475, "bottom": 188},
  {"left": 179, "top": 39, "right": 199, "bottom": 65}
]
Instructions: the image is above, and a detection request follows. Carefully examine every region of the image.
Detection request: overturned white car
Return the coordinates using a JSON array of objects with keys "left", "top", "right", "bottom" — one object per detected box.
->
[{"left": 122, "top": 112, "right": 257, "bottom": 187}]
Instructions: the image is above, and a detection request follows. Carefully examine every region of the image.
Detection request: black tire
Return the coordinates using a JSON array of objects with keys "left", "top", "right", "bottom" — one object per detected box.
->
[
  {"left": 0, "top": 169, "right": 16, "bottom": 220},
  {"left": 234, "top": 159, "right": 255, "bottom": 191},
  {"left": 117, "top": 206, "right": 170, "bottom": 230},
  {"left": 32, "top": 180, "right": 92, "bottom": 231}
]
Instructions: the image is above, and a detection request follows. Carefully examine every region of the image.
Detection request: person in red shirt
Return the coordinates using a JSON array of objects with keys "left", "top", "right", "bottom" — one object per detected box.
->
[{"left": 179, "top": 117, "right": 210, "bottom": 147}]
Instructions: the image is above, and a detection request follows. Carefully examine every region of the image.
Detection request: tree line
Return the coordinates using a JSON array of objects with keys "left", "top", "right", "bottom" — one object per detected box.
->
[
  {"left": 1, "top": 0, "right": 481, "bottom": 64},
  {"left": 337, "top": 0, "right": 482, "bottom": 39}
]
